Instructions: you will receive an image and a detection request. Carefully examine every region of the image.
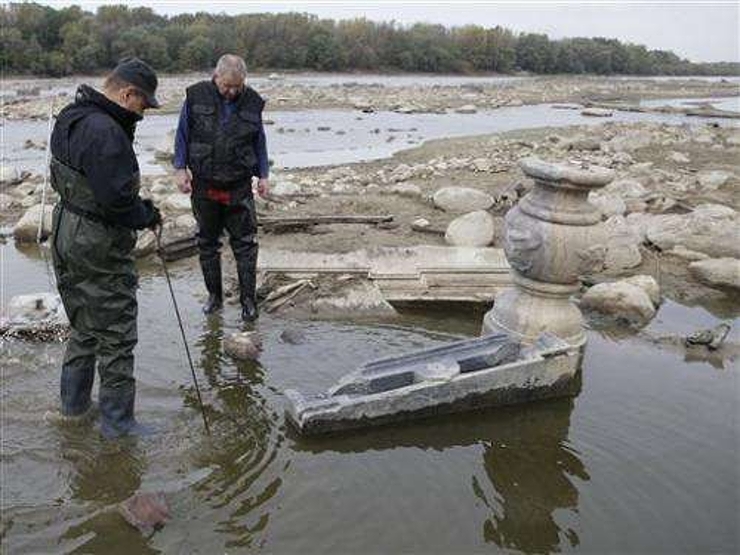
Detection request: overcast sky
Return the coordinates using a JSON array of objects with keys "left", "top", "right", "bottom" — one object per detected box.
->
[{"left": 41, "top": 1, "right": 739, "bottom": 63}]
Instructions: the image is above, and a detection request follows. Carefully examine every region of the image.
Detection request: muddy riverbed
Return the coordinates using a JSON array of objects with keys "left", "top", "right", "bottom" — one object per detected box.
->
[{"left": 2, "top": 74, "right": 739, "bottom": 553}]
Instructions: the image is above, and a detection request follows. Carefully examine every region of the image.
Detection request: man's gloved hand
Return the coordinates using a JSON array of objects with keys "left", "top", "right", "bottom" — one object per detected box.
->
[{"left": 143, "top": 199, "right": 162, "bottom": 230}]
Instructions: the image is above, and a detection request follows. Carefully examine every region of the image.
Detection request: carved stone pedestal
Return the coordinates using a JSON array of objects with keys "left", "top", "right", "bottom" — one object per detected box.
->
[{"left": 482, "top": 157, "right": 614, "bottom": 346}]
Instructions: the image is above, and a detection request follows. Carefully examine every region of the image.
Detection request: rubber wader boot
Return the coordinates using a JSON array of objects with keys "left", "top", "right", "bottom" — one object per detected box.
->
[
  {"left": 237, "top": 256, "right": 258, "bottom": 323},
  {"left": 44, "top": 367, "right": 97, "bottom": 424},
  {"left": 99, "top": 388, "right": 139, "bottom": 439},
  {"left": 60, "top": 364, "right": 95, "bottom": 416},
  {"left": 201, "top": 258, "right": 223, "bottom": 314}
]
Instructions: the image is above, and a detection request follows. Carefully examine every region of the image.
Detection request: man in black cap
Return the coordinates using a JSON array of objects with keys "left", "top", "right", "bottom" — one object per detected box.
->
[
  {"left": 48, "top": 57, "right": 162, "bottom": 438},
  {"left": 173, "top": 53, "right": 269, "bottom": 323}
]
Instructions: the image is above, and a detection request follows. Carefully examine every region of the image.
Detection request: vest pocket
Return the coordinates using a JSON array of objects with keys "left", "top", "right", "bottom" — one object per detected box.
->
[{"left": 189, "top": 142, "right": 213, "bottom": 177}]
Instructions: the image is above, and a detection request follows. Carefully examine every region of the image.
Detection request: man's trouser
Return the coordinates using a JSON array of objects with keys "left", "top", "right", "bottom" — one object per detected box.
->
[
  {"left": 51, "top": 204, "right": 139, "bottom": 438},
  {"left": 192, "top": 190, "right": 259, "bottom": 310}
]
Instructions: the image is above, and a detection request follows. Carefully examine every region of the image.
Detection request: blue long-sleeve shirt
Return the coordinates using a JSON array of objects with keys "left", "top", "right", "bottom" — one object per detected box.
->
[{"left": 173, "top": 95, "right": 269, "bottom": 179}]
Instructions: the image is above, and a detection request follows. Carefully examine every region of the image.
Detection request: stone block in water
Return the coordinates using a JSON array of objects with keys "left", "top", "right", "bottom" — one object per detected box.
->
[{"left": 286, "top": 333, "right": 579, "bottom": 435}]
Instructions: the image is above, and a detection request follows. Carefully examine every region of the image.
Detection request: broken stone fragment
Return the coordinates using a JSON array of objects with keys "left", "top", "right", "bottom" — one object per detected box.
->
[
  {"left": 685, "top": 322, "right": 733, "bottom": 350},
  {"left": 224, "top": 331, "right": 263, "bottom": 360}
]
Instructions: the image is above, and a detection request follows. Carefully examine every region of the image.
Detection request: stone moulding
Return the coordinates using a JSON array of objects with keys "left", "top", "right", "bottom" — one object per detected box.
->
[
  {"left": 285, "top": 332, "right": 581, "bottom": 435},
  {"left": 259, "top": 245, "right": 511, "bottom": 302}
]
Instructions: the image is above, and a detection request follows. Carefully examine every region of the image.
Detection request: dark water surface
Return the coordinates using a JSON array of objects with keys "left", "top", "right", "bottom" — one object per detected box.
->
[{"left": 1, "top": 243, "right": 738, "bottom": 553}]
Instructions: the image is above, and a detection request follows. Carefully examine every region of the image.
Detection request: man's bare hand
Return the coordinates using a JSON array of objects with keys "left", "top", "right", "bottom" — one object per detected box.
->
[
  {"left": 175, "top": 168, "right": 192, "bottom": 194},
  {"left": 257, "top": 177, "right": 269, "bottom": 198}
]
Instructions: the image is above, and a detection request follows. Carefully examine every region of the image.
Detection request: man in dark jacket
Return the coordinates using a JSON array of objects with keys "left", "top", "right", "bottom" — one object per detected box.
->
[
  {"left": 173, "top": 54, "right": 269, "bottom": 323},
  {"left": 49, "top": 58, "right": 162, "bottom": 438}
]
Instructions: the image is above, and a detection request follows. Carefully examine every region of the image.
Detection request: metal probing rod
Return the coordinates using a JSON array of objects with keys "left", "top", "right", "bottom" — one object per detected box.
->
[{"left": 155, "top": 227, "right": 211, "bottom": 435}]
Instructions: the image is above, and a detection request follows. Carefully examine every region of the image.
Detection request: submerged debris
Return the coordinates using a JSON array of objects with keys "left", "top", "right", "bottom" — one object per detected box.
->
[
  {"left": 118, "top": 491, "right": 171, "bottom": 535},
  {"left": 685, "top": 322, "right": 733, "bottom": 351}
]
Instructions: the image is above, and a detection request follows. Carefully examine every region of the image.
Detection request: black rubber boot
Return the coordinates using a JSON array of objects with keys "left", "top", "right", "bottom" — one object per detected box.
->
[
  {"left": 200, "top": 257, "right": 223, "bottom": 314},
  {"left": 60, "top": 364, "right": 95, "bottom": 416},
  {"left": 236, "top": 256, "right": 259, "bottom": 323},
  {"left": 99, "top": 387, "right": 137, "bottom": 439}
]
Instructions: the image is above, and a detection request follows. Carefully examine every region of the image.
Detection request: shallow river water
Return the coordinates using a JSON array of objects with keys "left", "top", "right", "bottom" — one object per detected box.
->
[
  {"left": 1, "top": 243, "right": 738, "bottom": 553},
  {"left": 2, "top": 93, "right": 739, "bottom": 553},
  {"left": 4, "top": 97, "right": 739, "bottom": 175}
]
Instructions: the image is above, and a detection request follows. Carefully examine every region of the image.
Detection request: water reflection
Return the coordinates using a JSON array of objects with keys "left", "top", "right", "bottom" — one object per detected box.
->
[
  {"left": 56, "top": 427, "right": 156, "bottom": 553},
  {"left": 182, "top": 317, "right": 284, "bottom": 549},
  {"left": 292, "top": 384, "right": 587, "bottom": 554}
]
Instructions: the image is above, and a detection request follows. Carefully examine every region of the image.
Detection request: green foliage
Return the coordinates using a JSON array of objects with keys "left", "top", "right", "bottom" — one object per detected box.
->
[{"left": 1, "top": 2, "right": 737, "bottom": 76}]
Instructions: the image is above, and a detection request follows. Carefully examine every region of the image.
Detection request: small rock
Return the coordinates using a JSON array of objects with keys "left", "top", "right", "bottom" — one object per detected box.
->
[
  {"left": 470, "top": 158, "right": 492, "bottom": 172},
  {"left": 134, "top": 230, "right": 157, "bottom": 258},
  {"left": 386, "top": 183, "right": 422, "bottom": 198},
  {"left": 280, "top": 328, "right": 307, "bottom": 344},
  {"left": 688, "top": 258, "right": 740, "bottom": 293},
  {"left": 696, "top": 170, "right": 732, "bottom": 191},
  {"left": 581, "top": 108, "right": 613, "bottom": 117},
  {"left": 604, "top": 178, "right": 648, "bottom": 200},
  {"left": 224, "top": 331, "right": 263, "bottom": 360},
  {"left": 272, "top": 181, "right": 302, "bottom": 196},
  {"left": 455, "top": 104, "right": 477, "bottom": 114},
  {"left": 445, "top": 210, "right": 495, "bottom": 247},
  {"left": 668, "top": 151, "right": 690, "bottom": 164},
  {"left": 412, "top": 217, "right": 430, "bottom": 229}
]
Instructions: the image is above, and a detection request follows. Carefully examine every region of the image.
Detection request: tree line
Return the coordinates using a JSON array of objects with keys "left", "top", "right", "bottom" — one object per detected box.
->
[{"left": 2, "top": 3, "right": 737, "bottom": 77}]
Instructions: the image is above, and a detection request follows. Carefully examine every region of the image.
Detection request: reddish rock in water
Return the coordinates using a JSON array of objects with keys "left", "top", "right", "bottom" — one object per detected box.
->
[{"left": 119, "top": 491, "right": 170, "bottom": 534}]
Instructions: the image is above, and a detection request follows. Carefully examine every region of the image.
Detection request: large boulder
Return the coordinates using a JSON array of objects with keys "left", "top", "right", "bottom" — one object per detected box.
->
[
  {"left": 444, "top": 210, "right": 495, "bottom": 247},
  {"left": 13, "top": 204, "right": 53, "bottom": 242},
  {"left": 581, "top": 280, "right": 656, "bottom": 323},
  {"left": 637, "top": 204, "right": 740, "bottom": 258},
  {"left": 688, "top": 258, "right": 740, "bottom": 293},
  {"left": 433, "top": 187, "right": 494, "bottom": 213}
]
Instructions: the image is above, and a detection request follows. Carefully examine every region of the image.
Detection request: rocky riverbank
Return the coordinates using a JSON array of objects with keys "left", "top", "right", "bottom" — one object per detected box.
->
[
  {"left": 4, "top": 116, "right": 739, "bottom": 324},
  {"left": 2, "top": 73, "right": 738, "bottom": 120}
]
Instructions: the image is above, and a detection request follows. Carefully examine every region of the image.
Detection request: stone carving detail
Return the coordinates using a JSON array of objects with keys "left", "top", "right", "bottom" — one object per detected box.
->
[{"left": 483, "top": 157, "right": 613, "bottom": 346}]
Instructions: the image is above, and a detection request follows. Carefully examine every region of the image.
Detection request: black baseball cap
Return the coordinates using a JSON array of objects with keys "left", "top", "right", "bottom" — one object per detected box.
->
[{"left": 113, "top": 57, "right": 160, "bottom": 108}]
